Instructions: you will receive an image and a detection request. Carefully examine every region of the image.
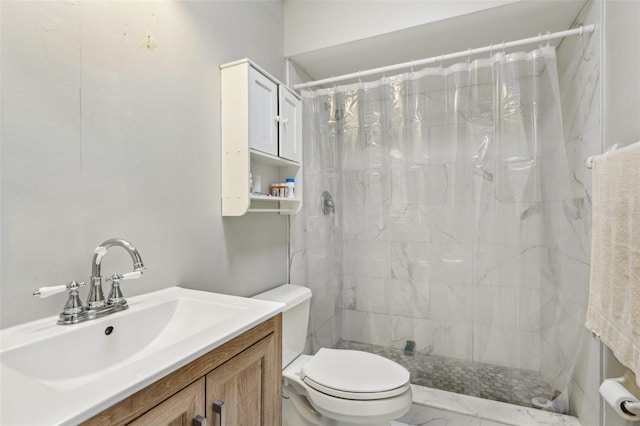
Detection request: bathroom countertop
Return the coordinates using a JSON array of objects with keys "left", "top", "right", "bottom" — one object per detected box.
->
[{"left": 0, "top": 287, "right": 285, "bottom": 426}]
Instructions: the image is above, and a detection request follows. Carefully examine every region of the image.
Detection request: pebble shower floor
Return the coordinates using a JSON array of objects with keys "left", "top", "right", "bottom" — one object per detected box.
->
[{"left": 335, "top": 340, "right": 554, "bottom": 408}]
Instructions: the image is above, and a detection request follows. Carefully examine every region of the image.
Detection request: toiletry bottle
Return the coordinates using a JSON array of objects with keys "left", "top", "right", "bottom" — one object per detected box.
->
[{"left": 286, "top": 178, "right": 295, "bottom": 199}]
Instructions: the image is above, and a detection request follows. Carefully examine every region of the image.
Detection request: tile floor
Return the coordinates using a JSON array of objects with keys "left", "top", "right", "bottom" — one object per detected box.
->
[{"left": 336, "top": 340, "right": 555, "bottom": 408}]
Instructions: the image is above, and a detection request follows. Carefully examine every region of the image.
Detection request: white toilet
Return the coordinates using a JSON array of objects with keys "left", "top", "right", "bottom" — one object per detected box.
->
[{"left": 253, "top": 284, "right": 412, "bottom": 426}]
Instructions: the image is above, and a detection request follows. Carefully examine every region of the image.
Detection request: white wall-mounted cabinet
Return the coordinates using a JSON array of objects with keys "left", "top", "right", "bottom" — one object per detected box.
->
[{"left": 221, "top": 59, "right": 302, "bottom": 216}]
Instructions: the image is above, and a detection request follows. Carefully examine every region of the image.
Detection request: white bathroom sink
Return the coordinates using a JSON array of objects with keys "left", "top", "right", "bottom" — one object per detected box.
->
[{"left": 0, "top": 287, "right": 284, "bottom": 425}]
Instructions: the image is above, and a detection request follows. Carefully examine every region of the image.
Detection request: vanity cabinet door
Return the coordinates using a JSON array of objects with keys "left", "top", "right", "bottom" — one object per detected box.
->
[
  {"left": 128, "top": 378, "right": 205, "bottom": 426},
  {"left": 206, "top": 332, "right": 280, "bottom": 426}
]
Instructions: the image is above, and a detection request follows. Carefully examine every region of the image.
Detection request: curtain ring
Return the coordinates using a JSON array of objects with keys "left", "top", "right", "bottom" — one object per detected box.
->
[
  {"left": 579, "top": 24, "right": 584, "bottom": 36},
  {"left": 410, "top": 60, "right": 415, "bottom": 73},
  {"left": 545, "top": 31, "right": 551, "bottom": 47},
  {"left": 358, "top": 71, "right": 362, "bottom": 85},
  {"left": 467, "top": 48, "right": 472, "bottom": 64},
  {"left": 489, "top": 44, "right": 493, "bottom": 59},
  {"left": 501, "top": 41, "right": 506, "bottom": 53}
]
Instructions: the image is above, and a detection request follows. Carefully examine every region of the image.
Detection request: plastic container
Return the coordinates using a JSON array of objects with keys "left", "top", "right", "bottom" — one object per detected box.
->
[
  {"left": 286, "top": 178, "right": 295, "bottom": 199},
  {"left": 253, "top": 175, "right": 262, "bottom": 193},
  {"left": 271, "top": 184, "right": 287, "bottom": 198}
]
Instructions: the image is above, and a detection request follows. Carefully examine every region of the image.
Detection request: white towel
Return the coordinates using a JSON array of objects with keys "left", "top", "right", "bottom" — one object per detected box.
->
[{"left": 586, "top": 141, "right": 640, "bottom": 388}]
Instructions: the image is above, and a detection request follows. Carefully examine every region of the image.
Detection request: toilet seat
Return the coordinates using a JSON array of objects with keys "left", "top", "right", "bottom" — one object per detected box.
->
[
  {"left": 284, "top": 352, "right": 412, "bottom": 425},
  {"left": 300, "top": 348, "right": 410, "bottom": 400}
]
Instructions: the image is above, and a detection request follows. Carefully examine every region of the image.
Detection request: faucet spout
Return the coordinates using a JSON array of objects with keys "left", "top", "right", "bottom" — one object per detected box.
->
[
  {"left": 91, "top": 238, "right": 146, "bottom": 277},
  {"left": 87, "top": 238, "right": 145, "bottom": 310}
]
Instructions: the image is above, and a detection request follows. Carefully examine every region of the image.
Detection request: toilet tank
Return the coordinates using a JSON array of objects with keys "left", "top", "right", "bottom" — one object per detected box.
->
[{"left": 252, "top": 284, "right": 312, "bottom": 368}]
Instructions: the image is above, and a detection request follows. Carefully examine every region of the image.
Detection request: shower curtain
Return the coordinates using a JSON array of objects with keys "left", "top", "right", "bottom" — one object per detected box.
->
[{"left": 300, "top": 46, "right": 585, "bottom": 409}]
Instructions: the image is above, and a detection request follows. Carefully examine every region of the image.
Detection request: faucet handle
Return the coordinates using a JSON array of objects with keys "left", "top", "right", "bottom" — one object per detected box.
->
[
  {"left": 105, "top": 272, "right": 138, "bottom": 307},
  {"left": 121, "top": 271, "right": 142, "bottom": 280},
  {"left": 33, "top": 281, "right": 85, "bottom": 298}
]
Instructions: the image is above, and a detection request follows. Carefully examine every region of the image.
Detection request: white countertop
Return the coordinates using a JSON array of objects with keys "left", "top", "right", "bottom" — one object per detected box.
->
[{"left": 0, "top": 287, "right": 284, "bottom": 425}]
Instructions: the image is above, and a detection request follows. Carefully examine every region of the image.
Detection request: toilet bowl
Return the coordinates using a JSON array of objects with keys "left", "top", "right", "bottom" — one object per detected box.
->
[{"left": 253, "top": 284, "right": 412, "bottom": 426}]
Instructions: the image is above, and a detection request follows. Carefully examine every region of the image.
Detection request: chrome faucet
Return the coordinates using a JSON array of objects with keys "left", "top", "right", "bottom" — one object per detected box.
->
[
  {"left": 33, "top": 238, "right": 146, "bottom": 324},
  {"left": 87, "top": 238, "right": 146, "bottom": 310}
]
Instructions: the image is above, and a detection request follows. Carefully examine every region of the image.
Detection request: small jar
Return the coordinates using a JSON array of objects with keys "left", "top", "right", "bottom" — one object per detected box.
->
[{"left": 271, "top": 184, "right": 287, "bottom": 198}]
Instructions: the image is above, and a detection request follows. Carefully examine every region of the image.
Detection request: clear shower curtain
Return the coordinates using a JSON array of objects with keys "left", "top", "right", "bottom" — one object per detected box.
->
[{"left": 301, "top": 46, "right": 584, "bottom": 409}]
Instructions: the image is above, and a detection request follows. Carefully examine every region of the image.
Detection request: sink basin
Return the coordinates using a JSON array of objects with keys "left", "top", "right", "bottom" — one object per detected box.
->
[
  {"left": 0, "top": 287, "right": 284, "bottom": 425},
  {"left": 2, "top": 297, "right": 244, "bottom": 390}
]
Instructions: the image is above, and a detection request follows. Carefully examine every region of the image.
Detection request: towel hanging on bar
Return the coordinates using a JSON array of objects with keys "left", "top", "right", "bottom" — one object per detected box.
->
[{"left": 586, "top": 140, "right": 640, "bottom": 388}]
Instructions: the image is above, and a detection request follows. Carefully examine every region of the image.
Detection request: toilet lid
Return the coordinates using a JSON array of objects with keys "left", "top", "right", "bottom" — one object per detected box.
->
[{"left": 300, "top": 349, "right": 410, "bottom": 400}]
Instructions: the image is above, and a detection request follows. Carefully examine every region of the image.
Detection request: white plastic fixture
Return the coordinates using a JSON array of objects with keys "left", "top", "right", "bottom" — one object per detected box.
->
[{"left": 252, "top": 284, "right": 311, "bottom": 367}]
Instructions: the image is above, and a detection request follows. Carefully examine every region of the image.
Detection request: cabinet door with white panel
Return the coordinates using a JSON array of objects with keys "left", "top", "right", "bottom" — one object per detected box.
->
[
  {"left": 278, "top": 86, "right": 302, "bottom": 163},
  {"left": 221, "top": 59, "right": 302, "bottom": 216},
  {"left": 248, "top": 67, "right": 278, "bottom": 156}
]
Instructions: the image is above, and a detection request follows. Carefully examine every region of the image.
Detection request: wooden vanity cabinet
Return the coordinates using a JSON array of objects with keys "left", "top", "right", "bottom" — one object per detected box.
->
[
  {"left": 128, "top": 378, "right": 205, "bottom": 426},
  {"left": 82, "top": 314, "right": 282, "bottom": 426}
]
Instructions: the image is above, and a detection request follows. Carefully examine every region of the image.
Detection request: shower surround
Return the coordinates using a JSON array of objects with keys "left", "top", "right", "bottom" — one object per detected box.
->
[{"left": 292, "top": 46, "right": 592, "bottom": 411}]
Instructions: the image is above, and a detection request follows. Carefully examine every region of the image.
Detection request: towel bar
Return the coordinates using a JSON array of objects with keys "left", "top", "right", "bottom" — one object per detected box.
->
[{"left": 586, "top": 144, "right": 619, "bottom": 169}]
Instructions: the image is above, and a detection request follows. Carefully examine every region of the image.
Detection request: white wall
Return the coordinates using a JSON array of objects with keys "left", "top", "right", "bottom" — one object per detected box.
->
[
  {"left": 284, "top": 0, "right": 518, "bottom": 56},
  {"left": 603, "top": 0, "right": 640, "bottom": 152},
  {"left": 561, "top": 0, "right": 640, "bottom": 425},
  {"left": 0, "top": 1, "right": 287, "bottom": 328},
  {"left": 602, "top": 0, "right": 640, "bottom": 423}
]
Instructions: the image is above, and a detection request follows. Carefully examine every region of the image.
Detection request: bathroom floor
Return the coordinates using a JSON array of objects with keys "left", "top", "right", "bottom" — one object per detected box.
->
[{"left": 335, "top": 340, "right": 554, "bottom": 408}]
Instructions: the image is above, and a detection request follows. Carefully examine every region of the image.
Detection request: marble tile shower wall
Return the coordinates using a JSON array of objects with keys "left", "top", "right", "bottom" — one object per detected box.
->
[
  {"left": 554, "top": 1, "right": 602, "bottom": 424},
  {"left": 333, "top": 58, "right": 576, "bottom": 377},
  {"left": 293, "top": 35, "right": 596, "bottom": 400},
  {"left": 290, "top": 94, "right": 343, "bottom": 352},
  {"left": 340, "top": 169, "right": 549, "bottom": 371}
]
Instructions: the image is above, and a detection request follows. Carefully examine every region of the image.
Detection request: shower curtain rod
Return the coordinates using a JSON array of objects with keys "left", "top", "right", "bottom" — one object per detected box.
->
[{"left": 294, "top": 24, "right": 595, "bottom": 90}]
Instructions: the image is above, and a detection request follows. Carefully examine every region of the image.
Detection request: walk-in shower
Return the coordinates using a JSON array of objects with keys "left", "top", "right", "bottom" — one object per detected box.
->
[{"left": 298, "top": 45, "right": 588, "bottom": 413}]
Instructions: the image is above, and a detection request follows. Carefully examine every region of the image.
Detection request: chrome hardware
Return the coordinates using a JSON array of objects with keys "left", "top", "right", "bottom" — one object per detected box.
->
[
  {"left": 87, "top": 238, "right": 145, "bottom": 310},
  {"left": 622, "top": 401, "right": 640, "bottom": 417},
  {"left": 321, "top": 191, "right": 335, "bottom": 215},
  {"left": 193, "top": 414, "right": 207, "bottom": 426},
  {"left": 213, "top": 400, "right": 226, "bottom": 426},
  {"left": 105, "top": 271, "right": 141, "bottom": 308},
  {"left": 33, "top": 238, "right": 145, "bottom": 325},
  {"left": 106, "top": 274, "right": 126, "bottom": 308},
  {"left": 33, "top": 281, "right": 87, "bottom": 325}
]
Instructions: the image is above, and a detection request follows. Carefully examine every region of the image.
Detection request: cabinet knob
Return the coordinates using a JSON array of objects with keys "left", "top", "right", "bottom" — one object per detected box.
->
[
  {"left": 192, "top": 414, "right": 207, "bottom": 426},
  {"left": 212, "top": 400, "right": 226, "bottom": 426}
]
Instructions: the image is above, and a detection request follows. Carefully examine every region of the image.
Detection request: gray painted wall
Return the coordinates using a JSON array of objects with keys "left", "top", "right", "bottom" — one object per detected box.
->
[
  {"left": 602, "top": 0, "right": 640, "bottom": 423},
  {"left": 0, "top": 1, "right": 288, "bottom": 328}
]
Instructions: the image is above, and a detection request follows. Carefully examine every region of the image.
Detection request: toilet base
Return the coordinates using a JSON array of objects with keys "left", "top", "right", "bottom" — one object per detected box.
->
[{"left": 282, "top": 392, "right": 392, "bottom": 426}]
